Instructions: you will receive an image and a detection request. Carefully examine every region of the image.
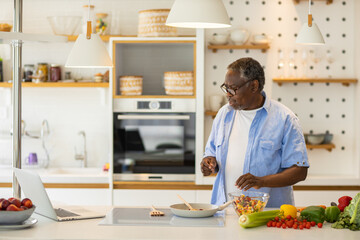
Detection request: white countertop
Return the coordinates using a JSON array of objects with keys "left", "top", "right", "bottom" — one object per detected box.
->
[
  {"left": 0, "top": 207, "right": 359, "bottom": 240},
  {"left": 0, "top": 167, "right": 109, "bottom": 184}
]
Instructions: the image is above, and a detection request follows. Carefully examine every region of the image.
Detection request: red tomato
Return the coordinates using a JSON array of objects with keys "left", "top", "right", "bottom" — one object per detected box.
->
[
  {"left": 276, "top": 222, "right": 282, "bottom": 228},
  {"left": 306, "top": 222, "right": 311, "bottom": 229},
  {"left": 274, "top": 216, "right": 279, "bottom": 222},
  {"left": 267, "top": 221, "right": 272, "bottom": 227},
  {"left": 293, "top": 224, "right": 298, "bottom": 229},
  {"left": 272, "top": 221, "right": 277, "bottom": 227},
  {"left": 299, "top": 225, "right": 304, "bottom": 230},
  {"left": 282, "top": 223, "right": 286, "bottom": 229},
  {"left": 286, "top": 215, "right": 292, "bottom": 220},
  {"left": 317, "top": 223, "right": 323, "bottom": 228},
  {"left": 310, "top": 221, "right": 316, "bottom": 227}
]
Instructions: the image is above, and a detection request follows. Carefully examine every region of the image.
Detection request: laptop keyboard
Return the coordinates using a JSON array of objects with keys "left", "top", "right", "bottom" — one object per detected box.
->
[{"left": 55, "top": 208, "right": 80, "bottom": 218}]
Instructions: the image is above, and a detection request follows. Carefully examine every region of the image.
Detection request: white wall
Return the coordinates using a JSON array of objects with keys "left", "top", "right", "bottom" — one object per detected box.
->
[{"left": 0, "top": 0, "right": 358, "bottom": 182}]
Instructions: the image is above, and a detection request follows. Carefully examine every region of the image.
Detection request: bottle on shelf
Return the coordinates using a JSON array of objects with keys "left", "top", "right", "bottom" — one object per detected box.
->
[
  {"left": 0, "top": 56, "right": 3, "bottom": 82},
  {"left": 23, "top": 64, "right": 35, "bottom": 82}
]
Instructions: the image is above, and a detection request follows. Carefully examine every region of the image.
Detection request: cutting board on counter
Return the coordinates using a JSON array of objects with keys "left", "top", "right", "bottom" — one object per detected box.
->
[{"left": 98, "top": 208, "right": 225, "bottom": 227}]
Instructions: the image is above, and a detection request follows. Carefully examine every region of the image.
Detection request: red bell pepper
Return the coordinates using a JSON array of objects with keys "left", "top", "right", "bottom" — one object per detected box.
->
[{"left": 338, "top": 196, "right": 352, "bottom": 212}]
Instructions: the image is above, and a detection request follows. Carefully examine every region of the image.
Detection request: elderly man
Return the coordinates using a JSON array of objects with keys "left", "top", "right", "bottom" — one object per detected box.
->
[{"left": 201, "top": 57, "right": 309, "bottom": 208}]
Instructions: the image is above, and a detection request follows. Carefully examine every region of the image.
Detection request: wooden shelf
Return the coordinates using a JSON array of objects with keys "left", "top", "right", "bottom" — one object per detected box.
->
[
  {"left": 0, "top": 82, "right": 109, "bottom": 88},
  {"left": 205, "top": 110, "right": 218, "bottom": 119},
  {"left": 293, "top": 0, "right": 333, "bottom": 4},
  {"left": 113, "top": 95, "right": 195, "bottom": 99},
  {"left": 208, "top": 43, "right": 270, "bottom": 53},
  {"left": 273, "top": 78, "right": 358, "bottom": 86},
  {"left": 67, "top": 35, "right": 196, "bottom": 42},
  {"left": 306, "top": 143, "right": 335, "bottom": 152}
]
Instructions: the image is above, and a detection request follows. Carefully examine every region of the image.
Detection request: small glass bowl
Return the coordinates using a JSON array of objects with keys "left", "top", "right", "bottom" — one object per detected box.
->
[{"left": 228, "top": 191, "right": 269, "bottom": 216}]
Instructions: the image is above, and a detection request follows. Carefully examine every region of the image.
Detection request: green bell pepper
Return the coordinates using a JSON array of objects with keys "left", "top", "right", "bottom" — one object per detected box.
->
[
  {"left": 325, "top": 206, "right": 341, "bottom": 223},
  {"left": 300, "top": 206, "right": 326, "bottom": 224}
]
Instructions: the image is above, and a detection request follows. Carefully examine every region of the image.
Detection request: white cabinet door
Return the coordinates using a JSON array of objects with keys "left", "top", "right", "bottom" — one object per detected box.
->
[
  {"left": 195, "top": 190, "right": 212, "bottom": 203},
  {"left": 294, "top": 190, "right": 359, "bottom": 206},
  {"left": 45, "top": 188, "right": 111, "bottom": 206},
  {"left": 113, "top": 190, "right": 196, "bottom": 206},
  {"left": 0, "top": 188, "right": 13, "bottom": 197}
]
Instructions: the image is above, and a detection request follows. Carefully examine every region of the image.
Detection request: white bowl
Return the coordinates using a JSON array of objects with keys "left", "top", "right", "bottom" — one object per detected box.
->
[
  {"left": 209, "top": 34, "right": 228, "bottom": 45},
  {"left": 47, "top": 16, "right": 81, "bottom": 35},
  {"left": 252, "top": 34, "right": 270, "bottom": 45},
  {"left": 230, "top": 29, "right": 249, "bottom": 45},
  {"left": 306, "top": 134, "right": 325, "bottom": 145}
]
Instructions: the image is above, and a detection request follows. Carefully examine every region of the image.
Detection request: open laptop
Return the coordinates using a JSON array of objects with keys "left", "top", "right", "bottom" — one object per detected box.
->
[{"left": 13, "top": 168, "right": 105, "bottom": 221}]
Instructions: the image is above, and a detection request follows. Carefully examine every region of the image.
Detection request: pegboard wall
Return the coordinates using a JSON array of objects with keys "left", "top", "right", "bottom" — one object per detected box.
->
[{"left": 204, "top": 0, "right": 358, "bottom": 178}]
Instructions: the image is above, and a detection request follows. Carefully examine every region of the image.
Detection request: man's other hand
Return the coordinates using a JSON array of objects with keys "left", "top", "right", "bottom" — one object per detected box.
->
[
  {"left": 235, "top": 173, "right": 264, "bottom": 190},
  {"left": 200, "top": 156, "right": 217, "bottom": 176}
]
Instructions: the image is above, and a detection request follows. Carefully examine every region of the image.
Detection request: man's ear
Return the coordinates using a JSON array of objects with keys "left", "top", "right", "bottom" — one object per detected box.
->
[{"left": 251, "top": 80, "right": 259, "bottom": 93}]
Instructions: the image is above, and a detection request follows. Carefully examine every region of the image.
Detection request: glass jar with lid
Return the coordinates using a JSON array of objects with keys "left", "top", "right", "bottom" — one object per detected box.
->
[
  {"left": 50, "top": 64, "right": 61, "bottom": 82},
  {"left": 24, "top": 64, "right": 35, "bottom": 82},
  {"left": 82, "top": 5, "right": 96, "bottom": 34},
  {"left": 95, "top": 13, "right": 109, "bottom": 35},
  {"left": 36, "top": 63, "right": 48, "bottom": 82}
]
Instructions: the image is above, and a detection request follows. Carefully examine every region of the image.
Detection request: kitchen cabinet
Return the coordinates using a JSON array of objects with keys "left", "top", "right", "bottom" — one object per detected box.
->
[
  {"left": 207, "top": 43, "right": 270, "bottom": 53},
  {"left": 113, "top": 189, "right": 196, "bottom": 206},
  {"left": 110, "top": 37, "right": 197, "bottom": 98},
  {"left": 46, "top": 188, "right": 111, "bottom": 206}
]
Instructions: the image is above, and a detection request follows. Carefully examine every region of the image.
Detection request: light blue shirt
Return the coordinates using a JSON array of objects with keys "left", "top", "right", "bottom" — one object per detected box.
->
[{"left": 204, "top": 91, "right": 309, "bottom": 208}]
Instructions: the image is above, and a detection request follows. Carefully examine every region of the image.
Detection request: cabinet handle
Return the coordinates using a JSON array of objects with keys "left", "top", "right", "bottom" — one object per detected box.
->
[{"left": 117, "top": 115, "right": 190, "bottom": 120}]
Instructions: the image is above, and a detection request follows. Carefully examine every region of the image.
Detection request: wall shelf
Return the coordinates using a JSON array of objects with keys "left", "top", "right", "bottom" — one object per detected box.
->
[
  {"left": 205, "top": 110, "right": 217, "bottom": 119},
  {"left": 67, "top": 35, "right": 196, "bottom": 42},
  {"left": 208, "top": 43, "right": 270, "bottom": 53},
  {"left": 293, "top": 0, "right": 333, "bottom": 5},
  {"left": 0, "top": 82, "right": 109, "bottom": 88},
  {"left": 306, "top": 143, "right": 335, "bottom": 152},
  {"left": 114, "top": 95, "right": 195, "bottom": 99},
  {"left": 273, "top": 78, "right": 358, "bottom": 86}
]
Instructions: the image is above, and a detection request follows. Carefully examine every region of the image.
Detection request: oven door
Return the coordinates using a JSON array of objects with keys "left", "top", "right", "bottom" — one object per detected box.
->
[{"left": 113, "top": 113, "right": 195, "bottom": 181}]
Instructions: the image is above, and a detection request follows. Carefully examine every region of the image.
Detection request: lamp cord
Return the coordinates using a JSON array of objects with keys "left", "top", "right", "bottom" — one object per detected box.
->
[{"left": 308, "top": 0, "right": 311, "bottom": 14}]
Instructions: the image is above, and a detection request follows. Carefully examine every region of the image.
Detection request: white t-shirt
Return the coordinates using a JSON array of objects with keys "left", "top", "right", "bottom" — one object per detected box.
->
[{"left": 225, "top": 108, "right": 261, "bottom": 199}]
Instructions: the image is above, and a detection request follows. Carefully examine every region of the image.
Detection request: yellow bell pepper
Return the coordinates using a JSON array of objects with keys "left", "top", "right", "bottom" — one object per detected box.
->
[{"left": 280, "top": 204, "right": 297, "bottom": 218}]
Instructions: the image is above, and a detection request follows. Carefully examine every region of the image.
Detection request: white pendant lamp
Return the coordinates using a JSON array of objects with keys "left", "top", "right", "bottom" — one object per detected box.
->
[
  {"left": 65, "top": 3, "right": 113, "bottom": 68},
  {"left": 166, "top": 0, "right": 231, "bottom": 29},
  {"left": 296, "top": 0, "right": 325, "bottom": 45}
]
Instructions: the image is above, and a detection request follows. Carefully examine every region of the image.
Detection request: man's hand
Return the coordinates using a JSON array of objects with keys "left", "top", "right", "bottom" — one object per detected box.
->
[
  {"left": 235, "top": 173, "right": 264, "bottom": 191},
  {"left": 200, "top": 156, "right": 217, "bottom": 176}
]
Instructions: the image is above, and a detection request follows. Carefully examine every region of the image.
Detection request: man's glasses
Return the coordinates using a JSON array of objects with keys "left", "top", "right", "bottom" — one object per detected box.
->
[{"left": 220, "top": 79, "right": 253, "bottom": 96}]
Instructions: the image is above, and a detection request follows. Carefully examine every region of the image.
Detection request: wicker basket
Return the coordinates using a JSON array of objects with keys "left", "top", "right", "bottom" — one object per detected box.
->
[
  {"left": 138, "top": 9, "right": 177, "bottom": 37},
  {"left": 119, "top": 76, "right": 143, "bottom": 95},
  {"left": 164, "top": 71, "right": 194, "bottom": 95}
]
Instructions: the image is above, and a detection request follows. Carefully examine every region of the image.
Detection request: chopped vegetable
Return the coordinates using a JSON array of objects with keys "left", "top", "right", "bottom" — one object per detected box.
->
[
  {"left": 238, "top": 210, "right": 281, "bottom": 228},
  {"left": 300, "top": 206, "right": 325, "bottom": 224},
  {"left": 233, "top": 194, "right": 267, "bottom": 216},
  {"left": 325, "top": 206, "right": 341, "bottom": 223},
  {"left": 280, "top": 204, "right": 297, "bottom": 219}
]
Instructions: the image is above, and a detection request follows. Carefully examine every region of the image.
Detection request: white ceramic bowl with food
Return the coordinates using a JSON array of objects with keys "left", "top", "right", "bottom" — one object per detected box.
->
[{"left": 170, "top": 201, "right": 232, "bottom": 218}]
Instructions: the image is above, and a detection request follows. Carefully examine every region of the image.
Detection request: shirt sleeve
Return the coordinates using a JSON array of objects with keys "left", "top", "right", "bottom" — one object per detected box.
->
[
  {"left": 203, "top": 105, "right": 226, "bottom": 158},
  {"left": 280, "top": 115, "right": 309, "bottom": 169}
]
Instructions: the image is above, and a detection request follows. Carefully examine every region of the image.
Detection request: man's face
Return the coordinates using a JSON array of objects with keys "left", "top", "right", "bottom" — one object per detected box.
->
[{"left": 223, "top": 70, "right": 253, "bottom": 110}]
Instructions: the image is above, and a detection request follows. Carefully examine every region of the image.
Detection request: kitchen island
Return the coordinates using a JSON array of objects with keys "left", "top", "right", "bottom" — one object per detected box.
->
[{"left": 0, "top": 207, "right": 359, "bottom": 240}]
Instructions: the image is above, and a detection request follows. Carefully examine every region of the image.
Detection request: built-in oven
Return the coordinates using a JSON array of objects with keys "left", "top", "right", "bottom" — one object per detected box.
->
[{"left": 113, "top": 99, "right": 196, "bottom": 181}]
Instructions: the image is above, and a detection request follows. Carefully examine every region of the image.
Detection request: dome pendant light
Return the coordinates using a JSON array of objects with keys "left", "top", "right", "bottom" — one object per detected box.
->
[
  {"left": 65, "top": 1, "right": 113, "bottom": 68},
  {"left": 166, "top": 0, "right": 231, "bottom": 29},
  {"left": 296, "top": 0, "right": 325, "bottom": 45}
]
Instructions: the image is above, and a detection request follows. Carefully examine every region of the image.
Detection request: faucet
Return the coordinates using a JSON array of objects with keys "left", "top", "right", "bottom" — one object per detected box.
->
[{"left": 75, "top": 131, "right": 87, "bottom": 167}]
